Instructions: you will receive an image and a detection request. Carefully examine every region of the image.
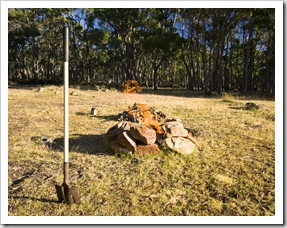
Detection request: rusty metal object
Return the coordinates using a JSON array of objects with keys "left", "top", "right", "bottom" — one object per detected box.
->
[{"left": 55, "top": 162, "right": 80, "bottom": 204}]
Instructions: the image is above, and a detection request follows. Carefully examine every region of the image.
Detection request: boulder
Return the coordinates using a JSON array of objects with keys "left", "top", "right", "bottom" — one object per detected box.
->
[
  {"left": 164, "top": 137, "right": 195, "bottom": 155},
  {"left": 130, "top": 125, "right": 156, "bottom": 145}
]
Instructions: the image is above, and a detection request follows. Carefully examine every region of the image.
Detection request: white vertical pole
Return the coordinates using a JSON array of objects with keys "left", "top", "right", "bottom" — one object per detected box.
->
[
  {"left": 64, "top": 62, "right": 69, "bottom": 163},
  {"left": 64, "top": 26, "right": 69, "bottom": 163}
]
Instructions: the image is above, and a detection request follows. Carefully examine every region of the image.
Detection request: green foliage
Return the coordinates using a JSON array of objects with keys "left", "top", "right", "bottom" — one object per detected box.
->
[{"left": 8, "top": 8, "right": 275, "bottom": 97}]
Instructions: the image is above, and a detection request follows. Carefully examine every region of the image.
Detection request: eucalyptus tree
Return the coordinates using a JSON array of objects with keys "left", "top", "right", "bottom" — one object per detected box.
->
[
  {"left": 230, "top": 8, "right": 275, "bottom": 96},
  {"left": 40, "top": 8, "right": 73, "bottom": 83},
  {"left": 180, "top": 8, "right": 205, "bottom": 90},
  {"left": 8, "top": 8, "right": 275, "bottom": 97},
  {"left": 8, "top": 8, "right": 41, "bottom": 82},
  {"left": 207, "top": 9, "right": 237, "bottom": 95},
  {"left": 8, "top": 8, "right": 77, "bottom": 84},
  {"left": 142, "top": 8, "right": 181, "bottom": 90},
  {"left": 87, "top": 8, "right": 148, "bottom": 83},
  {"left": 254, "top": 8, "right": 274, "bottom": 97}
]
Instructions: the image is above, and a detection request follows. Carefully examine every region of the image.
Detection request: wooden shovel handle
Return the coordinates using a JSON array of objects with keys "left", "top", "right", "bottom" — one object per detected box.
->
[{"left": 64, "top": 162, "right": 69, "bottom": 184}]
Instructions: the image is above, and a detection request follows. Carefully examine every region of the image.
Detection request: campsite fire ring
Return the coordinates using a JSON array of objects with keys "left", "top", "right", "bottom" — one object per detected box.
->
[{"left": 106, "top": 103, "right": 199, "bottom": 156}]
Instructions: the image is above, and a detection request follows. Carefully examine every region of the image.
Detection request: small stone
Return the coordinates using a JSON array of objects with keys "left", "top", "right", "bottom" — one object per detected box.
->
[
  {"left": 135, "top": 144, "right": 160, "bottom": 155},
  {"left": 91, "top": 108, "right": 97, "bottom": 116},
  {"left": 130, "top": 125, "right": 156, "bottom": 145}
]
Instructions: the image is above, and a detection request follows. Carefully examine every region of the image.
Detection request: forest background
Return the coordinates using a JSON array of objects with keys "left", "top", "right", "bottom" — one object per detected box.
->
[{"left": 8, "top": 8, "right": 275, "bottom": 97}]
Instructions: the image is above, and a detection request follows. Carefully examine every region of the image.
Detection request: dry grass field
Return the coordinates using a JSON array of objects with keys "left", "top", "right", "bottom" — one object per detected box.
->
[{"left": 8, "top": 85, "right": 275, "bottom": 216}]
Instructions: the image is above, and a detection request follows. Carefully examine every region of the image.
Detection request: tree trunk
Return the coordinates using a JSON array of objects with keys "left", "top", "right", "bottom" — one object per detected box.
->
[{"left": 153, "top": 65, "right": 158, "bottom": 91}]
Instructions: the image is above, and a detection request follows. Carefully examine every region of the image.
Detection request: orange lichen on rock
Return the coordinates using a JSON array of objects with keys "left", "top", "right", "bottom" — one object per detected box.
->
[
  {"left": 123, "top": 80, "right": 142, "bottom": 93},
  {"left": 127, "top": 103, "right": 164, "bottom": 134}
]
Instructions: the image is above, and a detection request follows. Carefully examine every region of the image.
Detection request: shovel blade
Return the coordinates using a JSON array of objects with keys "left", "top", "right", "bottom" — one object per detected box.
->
[
  {"left": 55, "top": 184, "right": 80, "bottom": 204},
  {"left": 55, "top": 184, "right": 65, "bottom": 203}
]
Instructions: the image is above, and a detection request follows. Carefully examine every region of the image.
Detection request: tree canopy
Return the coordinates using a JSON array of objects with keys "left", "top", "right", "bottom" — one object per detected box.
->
[{"left": 8, "top": 8, "right": 275, "bottom": 96}]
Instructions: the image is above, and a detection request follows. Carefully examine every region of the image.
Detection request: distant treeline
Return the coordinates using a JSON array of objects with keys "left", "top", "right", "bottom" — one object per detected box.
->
[{"left": 8, "top": 8, "right": 275, "bottom": 96}]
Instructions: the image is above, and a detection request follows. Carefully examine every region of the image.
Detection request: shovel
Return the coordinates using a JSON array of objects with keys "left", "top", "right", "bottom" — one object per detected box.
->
[{"left": 55, "top": 25, "right": 80, "bottom": 204}]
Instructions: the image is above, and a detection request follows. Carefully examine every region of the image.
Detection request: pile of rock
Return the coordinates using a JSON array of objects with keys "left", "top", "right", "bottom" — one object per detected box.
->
[
  {"left": 106, "top": 121, "right": 160, "bottom": 155},
  {"left": 118, "top": 103, "right": 166, "bottom": 133},
  {"left": 106, "top": 104, "right": 198, "bottom": 156},
  {"left": 159, "top": 118, "right": 199, "bottom": 154}
]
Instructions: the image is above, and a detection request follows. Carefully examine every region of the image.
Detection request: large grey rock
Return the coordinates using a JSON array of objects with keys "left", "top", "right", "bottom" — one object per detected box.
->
[{"left": 164, "top": 137, "right": 195, "bottom": 155}]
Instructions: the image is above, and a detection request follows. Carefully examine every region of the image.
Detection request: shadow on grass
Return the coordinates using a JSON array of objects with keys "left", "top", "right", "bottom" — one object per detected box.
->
[
  {"left": 9, "top": 196, "right": 59, "bottom": 204},
  {"left": 141, "top": 88, "right": 213, "bottom": 98},
  {"left": 75, "top": 111, "right": 89, "bottom": 116},
  {"left": 228, "top": 106, "right": 245, "bottom": 110},
  {"left": 75, "top": 111, "right": 121, "bottom": 122},
  {"left": 53, "top": 134, "right": 113, "bottom": 156},
  {"left": 8, "top": 84, "right": 36, "bottom": 90},
  {"left": 92, "top": 114, "right": 120, "bottom": 121},
  {"left": 141, "top": 88, "right": 274, "bottom": 101},
  {"left": 228, "top": 106, "right": 259, "bottom": 111}
]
